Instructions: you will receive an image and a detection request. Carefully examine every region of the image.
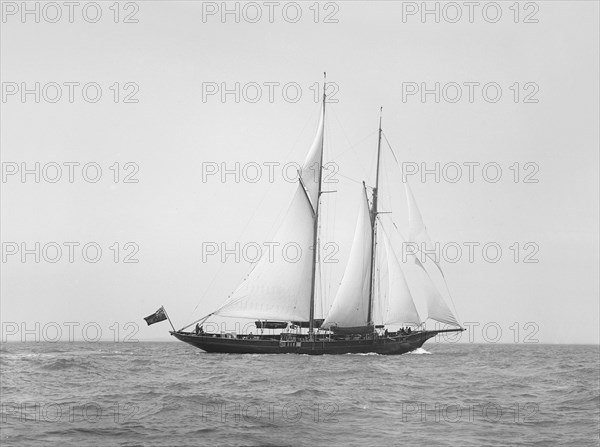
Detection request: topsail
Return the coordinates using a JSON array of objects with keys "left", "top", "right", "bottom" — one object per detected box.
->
[{"left": 300, "top": 107, "right": 325, "bottom": 212}]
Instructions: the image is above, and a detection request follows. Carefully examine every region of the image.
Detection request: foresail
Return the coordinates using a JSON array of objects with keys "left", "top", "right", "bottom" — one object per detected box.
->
[
  {"left": 322, "top": 188, "right": 372, "bottom": 329},
  {"left": 214, "top": 184, "right": 314, "bottom": 321},
  {"left": 300, "top": 106, "right": 324, "bottom": 212}
]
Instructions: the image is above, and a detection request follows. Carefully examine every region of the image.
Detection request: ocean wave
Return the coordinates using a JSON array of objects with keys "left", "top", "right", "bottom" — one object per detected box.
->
[
  {"left": 282, "top": 388, "right": 323, "bottom": 397},
  {"left": 38, "top": 357, "right": 99, "bottom": 373}
]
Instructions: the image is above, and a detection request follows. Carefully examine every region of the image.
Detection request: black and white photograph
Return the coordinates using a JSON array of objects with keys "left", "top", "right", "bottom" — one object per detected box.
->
[{"left": 1, "top": 1, "right": 599, "bottom": 445}]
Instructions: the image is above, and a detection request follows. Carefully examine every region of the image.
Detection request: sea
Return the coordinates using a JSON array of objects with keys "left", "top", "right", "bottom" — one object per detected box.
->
[{"left": 1, "top": 342, "right": 598, "bottom": 446}]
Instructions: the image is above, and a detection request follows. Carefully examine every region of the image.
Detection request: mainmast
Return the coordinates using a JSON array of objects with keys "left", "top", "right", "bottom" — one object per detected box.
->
[
  {"left": 308, "top": 72, "right": 326, "bottom": 338},
  {"left": 367, "top": 107, "right": 383, "bottom": 327}
]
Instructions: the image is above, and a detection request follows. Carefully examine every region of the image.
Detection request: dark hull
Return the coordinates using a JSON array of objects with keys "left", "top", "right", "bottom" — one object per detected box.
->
[{"left": 171, "top": 329, "right": 462, "bottom": 355}]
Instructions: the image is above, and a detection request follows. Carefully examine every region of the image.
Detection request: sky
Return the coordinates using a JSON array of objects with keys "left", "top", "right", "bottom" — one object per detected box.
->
[{"left": 1, "top": 1, "right": 598, "bottom": 344}]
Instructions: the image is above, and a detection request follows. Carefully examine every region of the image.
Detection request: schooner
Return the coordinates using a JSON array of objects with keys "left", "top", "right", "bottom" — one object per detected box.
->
[{"left": 170, "top": 74, "right": 464, "bottom": 354}]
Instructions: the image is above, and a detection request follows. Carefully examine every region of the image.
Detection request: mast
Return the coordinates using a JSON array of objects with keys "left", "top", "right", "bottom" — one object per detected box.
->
[
  {"left": 308, "top": 72, "right": 326, "bottom": 338},
  {"left": 367, "top": 107, "right": 383, "bottom": 327}
]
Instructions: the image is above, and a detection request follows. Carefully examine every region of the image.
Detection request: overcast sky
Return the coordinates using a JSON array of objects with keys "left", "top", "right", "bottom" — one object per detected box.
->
[{"left": 1, "top": 1, "right": 598, "bottom": 344}]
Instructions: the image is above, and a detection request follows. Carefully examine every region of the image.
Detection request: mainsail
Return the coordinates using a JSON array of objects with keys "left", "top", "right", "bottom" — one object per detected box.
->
[
  {"left": 214, "top": 184, "right": 314, "bottom": 321},
  {"left": 322, "top": 188, "right": 372, "bottom": 330},
  {"left": 213, "top": 100, "right": 326, "bottom": 323}
]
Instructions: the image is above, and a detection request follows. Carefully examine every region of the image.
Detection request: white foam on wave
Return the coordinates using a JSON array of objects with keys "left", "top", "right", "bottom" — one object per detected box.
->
[{"left": 407, "top": 348, "right": 431, "bottom": 355}]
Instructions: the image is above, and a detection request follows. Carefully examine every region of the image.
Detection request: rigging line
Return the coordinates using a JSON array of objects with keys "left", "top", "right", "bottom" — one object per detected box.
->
[
  {"left": 316, "top": 102, "right": 330, "bottom": 322},
  {"left": 194, "top": 102, "right": 322, "bottom": 316},
  {"left": 179, "top": 313, "right": 213, "bottom": 332},
  {"left": 334, "top": 170, "right": 364, "bottom": 185},
  {"left": 317, "top": 212, "right": 324, "bottom": 320},
  {"left": 317, "top": 234, "right": 323, "bottom": 319},
  {"left": 330, "top": 130, "right": 377, "bottom": 161},
  {"left": 328, "top": 173, "right": 338, "bottom": 313},
  {"left": 321, "top": 103, "right": 334, "bottom": 321},
  {"left": 381, "top": 132, "right": 401, "bottom": 166},
  {"left": 322, "top": 160, "right": 338, "bottom": 317},
  {"left": 318, "top": 116, "right": 331, "bottom": 321},
  {"left": 328, "top": 106, "right": 376, "bottom": 178},
  {"left": 379, "top": 152, "right": 394, "bottom": 219}
]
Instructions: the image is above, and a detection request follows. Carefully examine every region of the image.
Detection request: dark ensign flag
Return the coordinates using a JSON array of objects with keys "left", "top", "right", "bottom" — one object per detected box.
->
[{"left": 144, "top": 307, "right": 168, "bottom": 326}]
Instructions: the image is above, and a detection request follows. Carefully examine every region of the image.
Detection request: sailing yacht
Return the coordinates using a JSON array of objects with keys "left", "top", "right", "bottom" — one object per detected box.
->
[{"left": 171, "top": 74, "right": 464, "bottom": 354}]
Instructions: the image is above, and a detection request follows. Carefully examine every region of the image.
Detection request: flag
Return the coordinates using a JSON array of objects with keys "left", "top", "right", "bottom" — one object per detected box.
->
[{"left": 144, "top": 307, "right": 168, "bottom": 326}]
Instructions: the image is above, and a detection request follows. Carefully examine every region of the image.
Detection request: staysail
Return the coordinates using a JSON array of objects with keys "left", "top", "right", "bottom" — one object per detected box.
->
[
  {"left": 409, "top": 255, "right": 460, "bottom": 327},
  {"left": 322, "top": 187, "right": 372, "bottom": 330},
  {"left": 378, "top": 225, "right": 422, "bottom": 326}
]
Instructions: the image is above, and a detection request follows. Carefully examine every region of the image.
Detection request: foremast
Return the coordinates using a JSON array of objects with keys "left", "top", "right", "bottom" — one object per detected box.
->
[
  {"left": 367, "top": 107, "right": 383, "bottom": 328},
  {"left": 308, "top": 72, "right": 327, "bottom": 338}
]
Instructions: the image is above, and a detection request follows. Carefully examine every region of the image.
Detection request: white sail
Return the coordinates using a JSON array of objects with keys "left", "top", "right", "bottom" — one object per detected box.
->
[
  {"left": 214, "top": 184, "right": 314, "bottom": 321},
  {"left": 380, "top": 229, "right": 422, "bottom": 326},
  {"left": 300, "top": 106, "right": 324, "bottom": 212},
  {"left": 404, "top": 181, "right": 440, "bottom": 268},
  {"left": 380, "top": 215, "right": 459, "bottom": 327},
  {"left": 403, "top": 182, "right": 461, "bottom": 326},
  {"left": 322, "top": 188, "right": 372, "bottom": 329},
  {"left": 405, "top": 254, "right": 460, "bottom": 327}
]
